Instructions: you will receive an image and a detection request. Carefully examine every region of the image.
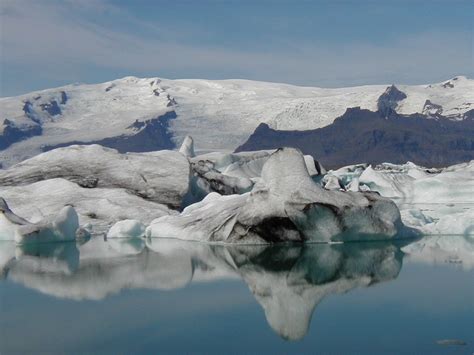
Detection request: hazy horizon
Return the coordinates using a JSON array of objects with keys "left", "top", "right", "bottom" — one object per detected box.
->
[{"left": 1, "top": 0, "right": 472, "bottom": 96}]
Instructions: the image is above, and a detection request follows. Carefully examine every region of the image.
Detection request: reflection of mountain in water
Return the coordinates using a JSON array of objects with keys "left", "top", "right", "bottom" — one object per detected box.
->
[{"left": 1, "top": 238, "right": 410, "bottom": 340}]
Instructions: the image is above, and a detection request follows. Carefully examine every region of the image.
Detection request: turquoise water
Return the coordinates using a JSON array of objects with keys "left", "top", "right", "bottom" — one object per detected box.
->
[{"left": 1, "top": 236, "right": 473, "bottom": 354}]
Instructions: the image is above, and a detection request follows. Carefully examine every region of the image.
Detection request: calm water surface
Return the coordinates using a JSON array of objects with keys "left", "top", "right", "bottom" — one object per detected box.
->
[{"left": 1, "top": 235, "right": 473, "bottom": 354}]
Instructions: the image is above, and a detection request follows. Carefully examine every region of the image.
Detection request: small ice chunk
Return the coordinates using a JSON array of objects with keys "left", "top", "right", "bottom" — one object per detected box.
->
[
  {"left": 436, "top": 339, "right": 466, "bottom": 346},
  {"left": 324, "top": 175, "right": 343, "bottom": 190},
  {"left": 346, "top": 177, "right": 360, "bottom": 192},
  {"left": 107, "top": 219, "right": 146, "bottom": 239},
  {"left": 16, "top": 205, "right": 79, "bottom": 244}
]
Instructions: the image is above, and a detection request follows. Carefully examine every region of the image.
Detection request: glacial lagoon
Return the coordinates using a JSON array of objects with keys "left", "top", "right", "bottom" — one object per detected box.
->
[{"left": 1, "top": 234, "right": 472, "bottom": 354}]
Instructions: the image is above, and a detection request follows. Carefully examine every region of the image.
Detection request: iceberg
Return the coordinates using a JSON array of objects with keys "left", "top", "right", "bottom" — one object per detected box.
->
[
  {"left": 0, "top": 198, "right": 80, "bottom": 244},
  {"left": 106, "top": 220, "right": 146, "bottom": 239},
  {"left": 325, "top": 160, "right": 474, "bottom": 235},
  {"left": 0, "top": 178, "right": 174, "bottom": 235},
  {"left": 105, "top": 219, "right": 147, "bottom": 255},
  {"left": 185, "top": 146, "right": 324, "bottom": 200},
  {"left": 146, "top": 148, "right": 411, "bottom": 243},
  {"left": 328, "top": 161, "right": 474, "bottom": 204},
  {"left": 0, "top": 145, "right": 191, "bottom": 208}
]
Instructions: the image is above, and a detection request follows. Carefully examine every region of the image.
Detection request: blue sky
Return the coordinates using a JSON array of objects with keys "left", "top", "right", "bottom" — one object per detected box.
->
[{"left": 1, "top": 0, "right": 472, "bottom": 96}]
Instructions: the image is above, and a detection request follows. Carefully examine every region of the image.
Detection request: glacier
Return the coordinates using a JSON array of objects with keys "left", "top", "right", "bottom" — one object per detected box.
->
[{"left": 1, "top": 75, "right": 473, "bottom": 167}]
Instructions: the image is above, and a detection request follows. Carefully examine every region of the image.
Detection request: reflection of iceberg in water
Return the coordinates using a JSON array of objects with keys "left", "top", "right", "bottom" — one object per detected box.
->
[
  {"left": 225, "top": 242, "right": 405, "bottom": 340},
  {"left": 1, "top": 237, "right": 411, "bottom": 339},
  {"left": 402, "top": 234, "right": 474, "bottom": 271}
]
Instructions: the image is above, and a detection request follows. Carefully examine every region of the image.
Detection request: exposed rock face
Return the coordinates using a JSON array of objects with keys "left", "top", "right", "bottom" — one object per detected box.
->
[
  {"left": 236, "top": 107, "right": 474, "bottom": 169},
  {"left": 377, "top": 85, "right": 407, "bottom": 116},
  {"left": 146, "top": 148, "right": 411, "bottom": 243},
  {"left": 42, "top": 111, "right": 177, "bottom": 153},
  {"left": 39, "top": 100, "right": 62, "bottom": 116},
  {"left": 463, "top": 109, "right": 474, "bottom": 120},
  {"left": 422, "top": 99, "right": 443, "bottom": 116},
  {"left": 0, "top": 145, "right": 191, "bottom": 209},
  {"left": 2, "top": 76, "right": 473, "bottom": 168},
  {"left": 0, "top": 119, "right": 42, "bottom": 150}
]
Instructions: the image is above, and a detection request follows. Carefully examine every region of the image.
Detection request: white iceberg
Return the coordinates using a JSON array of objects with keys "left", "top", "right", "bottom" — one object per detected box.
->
[
  {"left": 106, "top": 220, "right": 146, "bottom": 239},
  {"left": 0, "top": 145, "right": 191, "bottom": 208},
  {"left": 105, "top": 219, "right": 147, "bottom": 255},
  {"left": 185, "top": 147, "right": 324, "bottom": 200},
  {"left": 147, "top": 148, "right": 410, "bottom": 243},
  {"left": 345, "top": 161, "right": 474, "bottom": 204},
  {"left": 0, "top": 178, "right": 174, "bottom": 235},
  {"left": 325, "top": 160, "right": 474, "bottom": 235},
  {"left": 0, "top": 198, "right": 80, "bottom": 244}
]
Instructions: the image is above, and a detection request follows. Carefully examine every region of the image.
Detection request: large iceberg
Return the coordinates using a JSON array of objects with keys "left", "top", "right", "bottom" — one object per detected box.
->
[
  {"left": 0, "top": 145, "right": 191, "bottom": 208},
  {"left": 0, "top": 141, "right": 337, "bottom": 241},
  {"left": 146, "top": 148, "right": 411, "bottom": 243},
  {"left": 0, "top": 178, "right": 174, "bottom": 235}
]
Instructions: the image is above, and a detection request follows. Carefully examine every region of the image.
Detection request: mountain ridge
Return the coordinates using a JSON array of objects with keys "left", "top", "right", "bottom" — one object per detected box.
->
[
  {"left": 1, "top": 75, "right": 473, "bottom": 167},
  {"left": 236, "top": 107, "right": 474, "bottom": 169}
]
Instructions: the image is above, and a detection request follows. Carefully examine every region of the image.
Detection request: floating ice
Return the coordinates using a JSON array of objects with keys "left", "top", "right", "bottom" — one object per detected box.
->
[
  {"left": 107, "top": 220, "right": 146, "bottom": 239},
  {"left": 0, "top": 145, "right": 191, "bottom": 208},
  {"left": 325, "top": 160, "right": 474, "bottom": 235},
  {"left": 0, "top": 178, "right": 174, "bottom": 235},
  {"left": 147, "top": 148, "right": 410, "bottom": 243},
  {"left": 0, "top": 198, "right": 80, "bottom": 244}
]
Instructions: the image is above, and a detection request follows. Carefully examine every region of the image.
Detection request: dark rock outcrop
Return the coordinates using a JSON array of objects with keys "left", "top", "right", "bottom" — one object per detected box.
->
[
  {"left": 236, "top": 108, "right": 474, "bottom": 169},
  {"left": 0, "top": 119, "right": 42, "bottom": 150},
  {"left": 42, "top": 111, "right": 177, "bottom": 153},
  {"left": 377, "top": 85, "right": 407, "bottom": 117},
  {"left": 422, "top": 100, "right": 443, "bottom": 116}
]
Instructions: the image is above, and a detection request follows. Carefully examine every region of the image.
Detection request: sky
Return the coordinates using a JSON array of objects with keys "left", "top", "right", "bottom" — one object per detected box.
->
[{"left": 0, "top": 0, "right": 472, "bottom": 96}]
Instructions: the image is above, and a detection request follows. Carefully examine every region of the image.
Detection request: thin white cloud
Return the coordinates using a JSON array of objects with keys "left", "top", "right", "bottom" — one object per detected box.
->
[{"left": 0, "top": 0, "right": 472, "bottom": 95}]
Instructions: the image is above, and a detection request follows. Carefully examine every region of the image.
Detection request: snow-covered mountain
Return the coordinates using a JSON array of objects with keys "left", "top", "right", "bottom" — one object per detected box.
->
[{"left": 1, "top": 75, "right": 473, "bottom": 167}]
